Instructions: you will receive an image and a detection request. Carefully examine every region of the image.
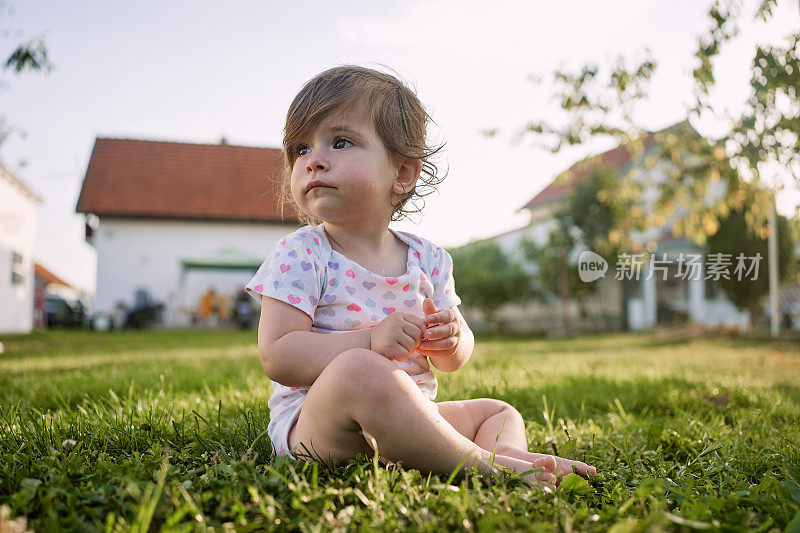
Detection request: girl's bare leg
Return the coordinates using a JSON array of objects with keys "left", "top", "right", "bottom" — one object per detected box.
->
[
  {"left": 436, "top": 399, "right": 596, "bottom": 480},
  {"left": 287, "top": 349, "right": 557, "bottom": 489}
]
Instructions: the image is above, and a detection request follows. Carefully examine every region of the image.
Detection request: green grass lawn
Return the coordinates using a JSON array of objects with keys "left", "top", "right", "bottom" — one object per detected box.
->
[{"left": 0, "top": 329, "right": 798, "bottom": 531}]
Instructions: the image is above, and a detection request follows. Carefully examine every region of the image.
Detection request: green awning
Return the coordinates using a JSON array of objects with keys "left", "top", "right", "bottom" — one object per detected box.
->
[{"left": 180, "top": 247, "right": 263, "bottom": 271}]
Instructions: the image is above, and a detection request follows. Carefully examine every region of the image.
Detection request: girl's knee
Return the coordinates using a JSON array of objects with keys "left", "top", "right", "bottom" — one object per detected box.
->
[
  {"left": 488, "top": 399, "right": 524, "bottom": 423},
  {"left": 329, "top": 348, "right": 390, "bottom": 378},
  {"left": 323, "top": 348, "right": 405, "bottom": 401}
]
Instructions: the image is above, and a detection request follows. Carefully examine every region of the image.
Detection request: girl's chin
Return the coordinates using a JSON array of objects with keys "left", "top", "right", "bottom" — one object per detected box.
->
[{"left": 305, "top": 204, "right": 347, "bottom": 221}]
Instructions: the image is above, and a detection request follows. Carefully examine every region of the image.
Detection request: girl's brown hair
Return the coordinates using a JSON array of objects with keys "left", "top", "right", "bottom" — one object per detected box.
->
[{"left": 280, "top": 65, "right": 445, "bottom": 225}]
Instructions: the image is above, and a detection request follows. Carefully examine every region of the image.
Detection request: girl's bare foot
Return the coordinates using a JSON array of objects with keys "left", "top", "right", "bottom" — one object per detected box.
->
[
  {"left": 496, "top": 447, "right": 596, "bottom": 482},
  {"left": 490, "top": 453, "right": 558, "bottom": 492}
]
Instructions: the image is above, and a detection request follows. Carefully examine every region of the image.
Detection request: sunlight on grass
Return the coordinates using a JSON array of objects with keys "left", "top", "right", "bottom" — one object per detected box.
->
[{"left": 0, "top": 330, "right": 798, "bottom": 530}]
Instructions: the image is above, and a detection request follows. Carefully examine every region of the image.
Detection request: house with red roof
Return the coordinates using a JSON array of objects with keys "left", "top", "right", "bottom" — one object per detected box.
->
[
  {"left": 486, "top": 121, "right": 750, "bottom": 333},
  {"left": 34, "top": 263, "right": 87, "bottom": 328},
  {"left": 0, "top": 161, "right": 42, "bottom": 333},
  {"left": 76, "top": 137, "right": 299, "bottom": 327}
]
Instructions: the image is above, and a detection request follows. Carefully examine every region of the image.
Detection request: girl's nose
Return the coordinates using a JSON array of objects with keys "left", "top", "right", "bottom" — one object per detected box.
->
[{"left": 306, "top": 154, "right": 329, "bottom": 173}]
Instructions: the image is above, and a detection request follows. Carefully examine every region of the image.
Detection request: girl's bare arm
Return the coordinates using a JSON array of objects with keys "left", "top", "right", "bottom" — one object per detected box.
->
[
  {"left": 257, "top": 297, "right": 426, "bottom": 387},
  {"left": 257, "top": 297, "right": 372, "bottom": 387}
]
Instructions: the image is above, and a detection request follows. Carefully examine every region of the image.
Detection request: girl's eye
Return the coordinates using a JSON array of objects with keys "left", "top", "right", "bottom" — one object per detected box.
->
[
  {"left": 296, "top": 144, "right": 310, "bottom": 156},
  {"left": 333, "top": 137, "right": 352, "bottom": 150}
]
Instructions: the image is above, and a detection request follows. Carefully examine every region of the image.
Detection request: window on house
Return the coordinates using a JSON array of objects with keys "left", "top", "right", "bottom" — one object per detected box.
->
[{"left": 11, "top": 251, "right": 24, "bottom": 285}]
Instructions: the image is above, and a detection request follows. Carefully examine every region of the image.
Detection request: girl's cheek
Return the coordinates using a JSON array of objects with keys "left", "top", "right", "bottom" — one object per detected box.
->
[{"left": 289, "top": 172, "right": 304, "bottom": 196}]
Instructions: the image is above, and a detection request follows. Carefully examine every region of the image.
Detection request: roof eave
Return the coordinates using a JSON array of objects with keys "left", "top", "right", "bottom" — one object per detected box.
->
[
  {"left": 78, "top": 212, "right": 299, "bottom": 224},
  {"left": 1, "top": 160, "right": 43, "bottom": 203}
]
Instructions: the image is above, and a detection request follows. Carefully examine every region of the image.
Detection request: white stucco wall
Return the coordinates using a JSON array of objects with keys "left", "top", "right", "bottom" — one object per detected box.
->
[
  {"left": 492, "top": 220, "right": 557, "bottom": 261},
  {"left": 625, "top": 252, "right": 751, "bottom": 330},
  {"left": 0, "top": 169, "right": 39, "bottom": 334},
  {"left": 91, "top": 218, "right": 294, "bottom": 326}
]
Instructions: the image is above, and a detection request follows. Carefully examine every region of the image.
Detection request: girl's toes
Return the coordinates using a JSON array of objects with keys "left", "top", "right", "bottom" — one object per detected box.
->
[
  {"left": 572, "top": 460, "right": 596, "bottom": 477},
  {"left": 531, "top": 455, "right": 556, "bottom": 473},
  {"left": 535, "top": 471, "right": 557, "bottom": 493},
  {"left": 555, "top": 458, "right": 594, "bottom": 478}
]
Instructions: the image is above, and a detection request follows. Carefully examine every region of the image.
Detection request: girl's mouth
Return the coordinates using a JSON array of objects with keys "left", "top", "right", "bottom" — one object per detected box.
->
[{"left": 306, "top": 180, "right": 333, "bottom": 192}]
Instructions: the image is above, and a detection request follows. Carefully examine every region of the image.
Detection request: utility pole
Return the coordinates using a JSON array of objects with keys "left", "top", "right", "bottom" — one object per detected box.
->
[{"left": 768, "top": 196, "right": 779, "bottom": 337}]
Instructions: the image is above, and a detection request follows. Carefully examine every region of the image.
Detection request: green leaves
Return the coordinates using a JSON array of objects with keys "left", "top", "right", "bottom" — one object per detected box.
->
[
  {"left": 449, "top": 240, "right": 534, "bottom": 329},
  {"left": 707, "top": 196, "right": 797, "bottom": 319},
  {"left": 515, "top": 0, "right": 800, "bottom": 247},
  {"left": 12, "top": 478, "right": 42, "bottom": 507},
  {"left": 4, "top": 38, "right": 53, "bottom": 73},
  {"left": 557, "top": 473, "right": 592, "bottom": 496},
  {"left": 729, "top": 32, "right": 800, "bottom": 188}
]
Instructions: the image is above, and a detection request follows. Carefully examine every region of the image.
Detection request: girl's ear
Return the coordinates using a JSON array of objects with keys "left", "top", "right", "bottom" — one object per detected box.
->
[{"left": 392, "top": 157, "right": 422, "bottom": 196}]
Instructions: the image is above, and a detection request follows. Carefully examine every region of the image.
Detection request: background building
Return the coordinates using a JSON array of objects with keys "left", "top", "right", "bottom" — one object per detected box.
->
[
  {"left": 34, "top": 263, "right": 88, "bottom": 329},
  {"left": 468, "top": 123, "right": 789, "bottom": 334},
  {"left": 0, "top": 162, "right": 42, "bottom": 334},
  {"left": 76, "top": 137, "right": 299, "bottom": 327}
]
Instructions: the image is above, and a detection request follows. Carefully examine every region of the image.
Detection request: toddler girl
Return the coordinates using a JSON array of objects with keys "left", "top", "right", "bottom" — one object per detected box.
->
[{"left": 246, "top": 65, "right": 595, "bottom": 491}]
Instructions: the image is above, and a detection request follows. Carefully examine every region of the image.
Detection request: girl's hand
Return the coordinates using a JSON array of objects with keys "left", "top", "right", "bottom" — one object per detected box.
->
[
  {"left": 417, "top": 299, "right": 460, "bottom": 358},
  {"left": 370, "top": 312, "right": 425, "bottom": 362}
]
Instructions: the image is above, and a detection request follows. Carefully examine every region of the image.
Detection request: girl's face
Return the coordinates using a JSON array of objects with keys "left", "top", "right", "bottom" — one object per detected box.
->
[{"left": 290, "top": 107, "right": 401, "bottom": 227}]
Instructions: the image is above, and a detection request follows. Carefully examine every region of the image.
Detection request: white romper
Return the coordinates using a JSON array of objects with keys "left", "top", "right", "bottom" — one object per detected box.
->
[{"left": 246, "top": 224, "right": 461, "bottom": 457}]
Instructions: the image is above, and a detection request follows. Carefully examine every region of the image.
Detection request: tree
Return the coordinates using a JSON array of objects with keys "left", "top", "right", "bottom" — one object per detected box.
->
[
  {"left": 566, "top": 166, "right": 642, "bottom": 259},
  {"left": 5, "top": 38, "right": 50, "bottom": 73},
  {"left": 520, "top": 167, "right": 636, "bottom": 334},
  {"left": 449, "top": 240, "right": 533, "bottom": 331},
  {"left": 1, "top": 6, "right": 53, "bottom": 146},
  {"left": 707, "top": 190, "right": 797, "bottom": 324},
  {"left": 520, "top": 212, "right": 579, "bottom": 336},
  {"left": 515, "top": 0, "right": 799, "bottom": 246}
]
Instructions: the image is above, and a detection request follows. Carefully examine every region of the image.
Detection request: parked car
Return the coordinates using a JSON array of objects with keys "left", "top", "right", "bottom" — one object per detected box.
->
[{"left": 46, "top": 295, "right": 86, "bottom": 328}]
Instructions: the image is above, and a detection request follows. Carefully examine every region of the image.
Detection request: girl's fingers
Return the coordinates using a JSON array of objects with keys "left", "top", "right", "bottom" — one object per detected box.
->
[
  {"left": 422, "top": 326, "right": 444, "bottom": 341},
  {"left": 421, "top": 298, "right": 437, "bottom": 316},
  {"left": 403, "top": 313, "right": 426, "bottom": 330},
  {"left": 424, "top": 322, "right": 457, "bottom": 340},
  {"left": 418, "top": 337, "right": 457, "bottom": 351},
  {"left": 425, "top": 307, "right": 454, "bottom": 325},
  {"left": 415, "top": 348, "right": 443, "bottom": 357},
  {"left": 402, "top": 322, "right": 424, "bottom": 342},
  {"left": 398, "top": 332, "right": 419, "bottom": 352}
]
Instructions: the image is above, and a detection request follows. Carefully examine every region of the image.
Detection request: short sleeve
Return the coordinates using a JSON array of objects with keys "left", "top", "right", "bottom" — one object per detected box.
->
[
  {"left": 427, "top": 246, "right": 461, "bottom": 310},
  {"left": 246, "top": 232, "right": 324, "bottom": 318}
]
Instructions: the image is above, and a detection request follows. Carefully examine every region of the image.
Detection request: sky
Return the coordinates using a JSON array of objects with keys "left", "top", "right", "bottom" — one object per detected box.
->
[{"left": 2, "top": 0, "right": 798, "bottom": 295}]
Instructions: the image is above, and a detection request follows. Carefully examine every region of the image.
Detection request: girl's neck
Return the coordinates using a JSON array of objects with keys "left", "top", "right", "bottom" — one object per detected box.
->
[
  {"left": 322, "top": 222, "right": 395, "bottom": 255},
  {"left": 322, "top": 222, "right": 408, "bottom": 277}
]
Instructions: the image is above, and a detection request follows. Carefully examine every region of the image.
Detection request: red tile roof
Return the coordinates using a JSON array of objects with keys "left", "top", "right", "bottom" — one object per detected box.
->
[
  {"left": 520, "top": 132, "right": 656, "bottom": 212},
  {"left": 76, "top": 138, "right": 297, "bottom": 222},
  {"left": 34, "top": 263, "right": 72, "bottom": 288}
]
